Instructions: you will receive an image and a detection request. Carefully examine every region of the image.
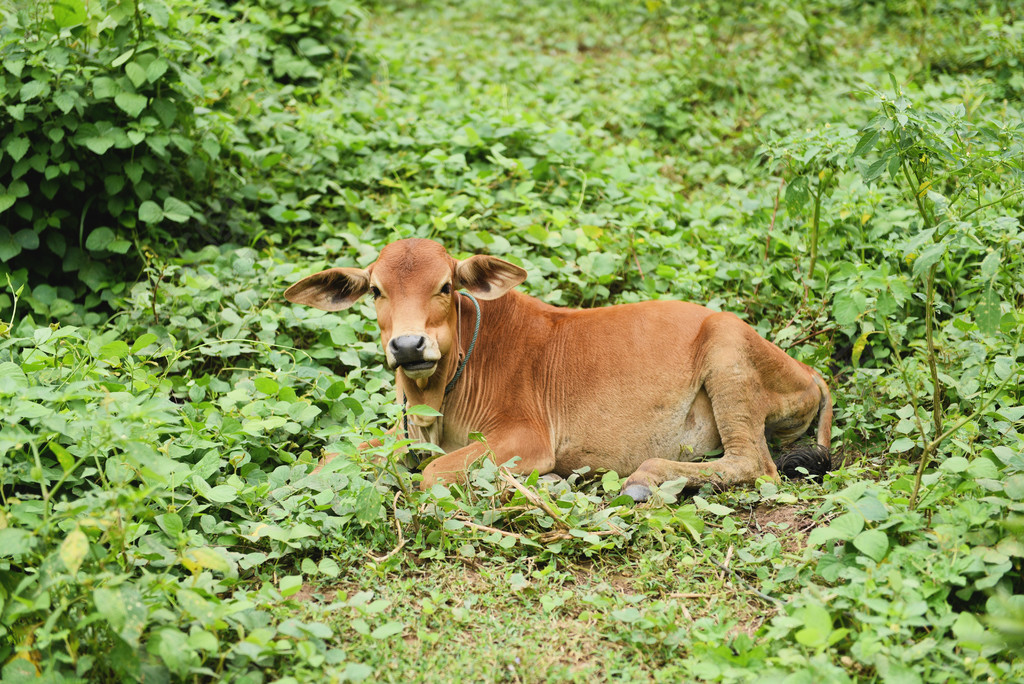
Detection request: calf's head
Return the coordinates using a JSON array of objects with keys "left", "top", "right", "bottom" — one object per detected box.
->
[{"left": 285, "top": 238, "right": 526, "bottom": 396}]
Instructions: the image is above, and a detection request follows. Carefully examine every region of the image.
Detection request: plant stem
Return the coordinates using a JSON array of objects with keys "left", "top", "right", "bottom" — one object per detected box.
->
[
  {"left": 960, "top": 187, "right": 1024, "bottom": 220},
  {"left": 808, "top": 172, "right": 829, "bottom": 280},
  {"left": 882, "top": 319, "right": 931, "bottom": 509},
  {"left": 923, "top": 264, "right": 942, "bottom": 438}
]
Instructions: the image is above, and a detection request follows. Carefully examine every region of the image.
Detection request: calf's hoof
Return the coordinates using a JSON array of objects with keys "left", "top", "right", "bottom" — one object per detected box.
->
[{"left": 623, "top": 483, "right": 652, "bottom": 503}]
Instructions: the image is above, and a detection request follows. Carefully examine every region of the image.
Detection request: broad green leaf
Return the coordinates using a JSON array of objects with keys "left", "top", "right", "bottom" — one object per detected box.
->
[
  {"left": 10, "top": 399, "right": 49, "bottom": 419},
  {"left": 980, "top": 250, "right": 1001, "bottom": 280},
  {"left": 125, "top": 62, "right": 147, "bottom": 88},
  {"left": 162, "top": 196, "right": 192, "bottom": 222},
  {"left": 138, "top": 200, "right": 163, "bottom": 223},
  {"left": 151, "top": 98, "right": 178, "bottom": 126},
  {"left": 13, "top": 229, "right": 38, "bottom": 249},
  {"left": 93, "top": 587, "right": 125, "bottom": 632},
  {"left": 1004, "top": 474, "right": 1024, "bottom": 501},
  {"left": 578, "top": 251, "right": 619, "bottom": 281},
  {"left": 319, "top": 558, "right": 341, "bottom": 577},
  {"left": 342, "top": 663, "right": 374, "bottom": 681},
  {"left": 157, "top": 512, "right": 183, "bottom": 538},
  {"left": 187, "top": 629, "right": 219, "bottom": 653},
  {"left": 0, "top": 361, "right": 27, "bottom": 392},
  {"left": 111, "top": 49, "right": 135, "bottom": 68},
  {"left": 326, "top": 380, "right": 348, "bottom": 400},
  {"left": 94, "top": 585, "right": 146, "bottom": 647},
  {"left": 912, "top": 242, "right": 945, "bottom": 278},
  {"left": 852, "top": 529, "right": 889, "bottom": 562},
  {"left": 280, "top": 574, "right": 303, "bottom": 598},
  {"left": 6, "top": 137, "right": 29, "bottom": 162},
  {"left": 370, "top": 622, "right": 404, "bottom": 639},
  {"left": 854, "top": 495, "right": 889, "bottom": 522},
  {"left": 146, "top": 58, "right": 169, "bottom": 83},
  {"left": 785, "top": 8, "right": 808, "bottom": 29},
  {"left": 953, "top": 612, "right": 987, "bottom": 651},
  {"left": 808, "top": 511, "right": 864, "bottom": 545},
  {"left": 292, "top": 403, "right": 322, "bottom": 424},
  {"left": 889, "top": 437, "right": 917, "bottom": 453},
  {"left": 611, "top": 607, "right": 641, "bottom": 623},
  {"left": 98, "top": 340, "right": 130, "bottom": 360},
  {"left": 407, "top": 404, "right": 442, "bottom": 417},
  {"left": 85, "top": 226, "right": 115, "bottom": 251},
  {"left": 131, "top": 333, "right": 158, "bottom": 353},
  {"left": 50, "top": 441, "right": 75, "bottom": 473},
  {"left": 82, "top": 133, "right": 114, "bottom": 155},
  {"left": 0, "top": 529, "right": 35, "bottom": 557},
  {"left": 92, "top": 76, "right": 119, "bottom": 99},
  {"left": 785, "top": 175, "right": 810, "bottom": 213},
  {"left": 202, "top": 484, "right": 236, "bottom": 503},
  {"left": 852, "top": 130, "right": 880, "bottom": 158},
  {"left": 794, "top": 604, "right": 833, "bottom": 648},
  {"left": 939, "top": 456, "right": 970, "bottom": 473},
  {"left": 4, "top": 57, "right": 24, "bottom": 77},
  {"left": 355, "top": 486, "right": 384, "bottom": 526},
  {"left": 153, "top": 628, "right": 190, "bottom": 678},
  {"left": 20, "top": 80, "right": 47, "bottom": 101},
  {"left": 966, "top": 458, "right": 998, "bottom": 479},
  {"left": 975, "top": 285, "right": 1001, "bottom": 336},
  {"left": 52, "top": 0, "right": 87, "bottom": 27},
  {"left": 114, "top": 92, "right": 148, "bottom": 118},
  {"left": 862, "top": 153, "right": 890, "bottom": 182},
  {"left": 254, "top": 377, "right": 279, "bottom": 395},
  {"left": 833, "top": 290, "right": 867, "bottom": 325}
]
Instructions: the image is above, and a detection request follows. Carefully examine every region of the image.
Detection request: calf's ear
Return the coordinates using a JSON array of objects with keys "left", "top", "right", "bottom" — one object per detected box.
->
[
  {"left": 285, "top": 268, "right": 370, "bottom": 311},
  {"left": 455, "top": 255, "right": 528, "bottom": 300}
]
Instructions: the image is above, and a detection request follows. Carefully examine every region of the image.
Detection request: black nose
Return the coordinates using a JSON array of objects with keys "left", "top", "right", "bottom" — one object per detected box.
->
[{"left": 388, "top": 335, "right": 429, "bottom": 366}]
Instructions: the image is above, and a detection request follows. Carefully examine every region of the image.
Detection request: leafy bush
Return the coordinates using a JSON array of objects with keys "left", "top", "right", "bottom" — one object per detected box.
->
[
  {"left": 0, "top": 0, "right": 216, "bottom": 302},
  {"left": 0, "top": 0, "right": 367, "bottom": 312},
  {"left": 240, "top": 0, "right": 366, "bottom": 82}
]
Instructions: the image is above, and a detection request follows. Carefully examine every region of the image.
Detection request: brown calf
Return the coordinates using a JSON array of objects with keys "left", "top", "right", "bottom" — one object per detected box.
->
[{"left": 286, "top": 238, "right": 832, "bottom": 501}]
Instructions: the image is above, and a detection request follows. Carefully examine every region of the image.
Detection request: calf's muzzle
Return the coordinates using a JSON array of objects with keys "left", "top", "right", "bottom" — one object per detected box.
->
[{"left": 388, "top": 334, "right": 435, "bottom": 371}]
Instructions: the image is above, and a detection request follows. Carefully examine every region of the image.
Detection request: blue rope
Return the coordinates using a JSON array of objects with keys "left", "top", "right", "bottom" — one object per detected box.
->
[{"left": 403, "top": 290, "right": 481, "bottom": 439}]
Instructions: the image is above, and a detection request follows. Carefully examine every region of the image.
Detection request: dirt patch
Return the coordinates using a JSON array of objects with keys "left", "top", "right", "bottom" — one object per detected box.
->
[
  {"left": 750, "top": 504, "right": 818, "bottom": 554},
  {"left": 290, "top": 583, "right": 339, "bottom": 604},
  {"left": 604, "top": 573, "right": 636, "bottom": 594}
]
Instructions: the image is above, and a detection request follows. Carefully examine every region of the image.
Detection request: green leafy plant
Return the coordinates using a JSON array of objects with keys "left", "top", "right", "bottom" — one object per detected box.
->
[
  {"left": 3, "top": 0, "right": 1024, "bottom": 680},
  {"left": 0, "top": 0, "right": 217, "bottom": 299}
]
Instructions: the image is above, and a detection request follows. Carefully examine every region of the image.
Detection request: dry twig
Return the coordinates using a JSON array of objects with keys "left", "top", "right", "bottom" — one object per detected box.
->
[
  {"left": 367, "top": 491, "right": 408, "bottom": 563},
  {"left": 498, "top": 469, "right": 568, "bottom": 528},
  {"left": 454, "top": 517, "right": 525, "bottom": 540}
]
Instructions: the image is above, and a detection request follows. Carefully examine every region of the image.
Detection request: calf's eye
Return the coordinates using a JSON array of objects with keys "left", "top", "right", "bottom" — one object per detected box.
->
[
  {"left": 370, "top": 286, "right": 382, "bottom": 299},
  {"left": 440, "top": 283, "right": 452, "bottom": 295}
]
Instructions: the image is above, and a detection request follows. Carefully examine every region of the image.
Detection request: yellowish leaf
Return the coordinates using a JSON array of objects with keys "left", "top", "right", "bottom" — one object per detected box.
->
[{"left": 60, "top": 528, "right": 89, "bottom": 574}]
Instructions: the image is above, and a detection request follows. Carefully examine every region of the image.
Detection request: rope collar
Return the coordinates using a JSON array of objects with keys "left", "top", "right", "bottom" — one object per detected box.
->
[
  {"left": 402, "top": 290, "right": 480, "bottom": 439},
  {"left": 444, "top": 291, "right": 481, "bottom": 395}
]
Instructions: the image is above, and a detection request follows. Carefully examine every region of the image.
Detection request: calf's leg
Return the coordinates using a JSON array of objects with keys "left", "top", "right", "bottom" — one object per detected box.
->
[
  {"left": 622, "top": 313, "right": 822, "bottom": 502},
  {"left": 420, "top": 425, "right": 556, "bottom": 490}
]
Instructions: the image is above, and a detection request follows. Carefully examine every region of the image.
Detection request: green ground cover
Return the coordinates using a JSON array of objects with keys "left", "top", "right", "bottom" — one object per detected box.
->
[{"left": 2, "top": 0, "right": 1023, "bottom": 681}]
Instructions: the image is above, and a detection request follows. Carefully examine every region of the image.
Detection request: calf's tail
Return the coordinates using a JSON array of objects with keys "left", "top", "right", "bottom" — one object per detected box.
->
[{"left": 773, "top": 371, "right": 834, "bottom": 481}]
